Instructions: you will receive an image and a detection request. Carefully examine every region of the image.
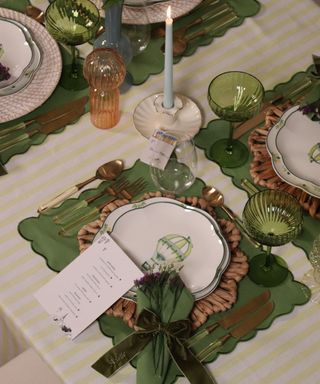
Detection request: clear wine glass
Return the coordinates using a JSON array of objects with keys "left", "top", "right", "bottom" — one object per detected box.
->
[
  {"left": 122, "top": 0, "right": 151, "bottom": 56},
  {"left": 207, "top": 71, "right": 264, "bottom": 168},
  {"left": 45, "top": 0, "right": 100, "bottom": 90},
  {"left": 150, "top": 136, "right": 197, "bottom": 195},
  {"left": 242, "top": 189, "right": 303, "bottom": 287}
]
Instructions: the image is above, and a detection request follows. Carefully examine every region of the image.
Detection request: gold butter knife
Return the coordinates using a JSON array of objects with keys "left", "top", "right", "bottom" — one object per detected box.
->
[
  {"left": 186, "top": 290, "right": 270, "bottom": 348},
  {"left": 196, "top": 300, "right": 274, "bottom": 361},
  {"left": 0, "top": 96, "right": 88, "bottom": 138},
  {"left": 0, "top": 107, "right": 85, "bottom": 152}
]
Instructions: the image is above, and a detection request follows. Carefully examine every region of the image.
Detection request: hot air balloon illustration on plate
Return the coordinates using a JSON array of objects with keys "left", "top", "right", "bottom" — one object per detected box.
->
[
  {"left": 308, "top": 143, "right": 320, "bottom": 164},
  {"left": 141, "top": 234, "right": 193, "bottom": 271},
  {"left": 93, "top": 197, "right": 230, "bottom": 300}
]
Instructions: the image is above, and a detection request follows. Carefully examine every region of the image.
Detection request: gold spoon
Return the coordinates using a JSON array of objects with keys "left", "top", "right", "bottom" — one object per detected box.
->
[
  {"left": 25, "top": 5, "right": 45, "bottom": 24},
  {"left": 38, "top": 159, "right": 124, "bottom": 213},
  {"left": 202, "top": 185, "right": 261, "bottom": 248}
]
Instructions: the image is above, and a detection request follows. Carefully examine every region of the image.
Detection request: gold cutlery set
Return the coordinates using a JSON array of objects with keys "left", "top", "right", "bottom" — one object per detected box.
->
[
  {"left": 0, "top": 96, "right": 89, "bottom": 152},
  {"left": 152, "top": 0, "right": 239, "bottom": 57},
  {"left": 189, "top": 290, "right": 274, "bottom": 361},
  {"left": 156, "top": 0, "right": 239, "bottom": 57},
  {"left": 38, "top": 160, "right": 148, "bottom": 237}
]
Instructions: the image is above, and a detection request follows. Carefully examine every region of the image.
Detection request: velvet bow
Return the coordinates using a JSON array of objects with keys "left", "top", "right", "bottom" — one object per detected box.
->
[{"left": 92, "top": 308, "right": 216, "bottom": 384}]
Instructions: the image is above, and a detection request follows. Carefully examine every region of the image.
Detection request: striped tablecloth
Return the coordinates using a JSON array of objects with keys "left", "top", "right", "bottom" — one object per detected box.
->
[{"left": 1, "top": 0, "right": 320, "bottom": 382}]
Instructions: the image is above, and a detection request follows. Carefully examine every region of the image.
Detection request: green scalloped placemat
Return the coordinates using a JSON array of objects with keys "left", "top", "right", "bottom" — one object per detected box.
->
[
  {"left": 128, "top": 0, "right": 261, "bottom": 85},
  {"left": 0, "top": 0, "right": 260, "bottom": 165},
  {"left": 18, "top": 159, "right": 310, "bottom": 384},
  {"left": 194, "top": 66, "right": 320, "bottom": 257}
]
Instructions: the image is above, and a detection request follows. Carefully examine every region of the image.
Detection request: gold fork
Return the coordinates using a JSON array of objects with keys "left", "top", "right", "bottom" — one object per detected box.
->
[
  {"left": 59, "top": 178, "right": 148, "bottom": 237},
  {"left": 52, "top": 177, "right": 130, "bottom": 224}
]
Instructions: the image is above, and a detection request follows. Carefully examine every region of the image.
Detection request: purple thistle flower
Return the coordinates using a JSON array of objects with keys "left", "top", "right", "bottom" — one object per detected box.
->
[{"left": 0, "top": 62, "right": 10, "bottom": 81}]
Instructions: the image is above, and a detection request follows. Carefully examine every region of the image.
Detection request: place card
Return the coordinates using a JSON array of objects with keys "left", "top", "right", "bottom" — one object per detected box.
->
[
  {"left": 140, "top": 129, "right": 177, "bottom": 170},
  {"left": 34, "top": 233, "right": 144, "bottom": 340}
]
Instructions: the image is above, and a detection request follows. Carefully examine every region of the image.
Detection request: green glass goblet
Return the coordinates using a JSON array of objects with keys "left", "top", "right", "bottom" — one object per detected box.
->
[
  {"left": 242, "top": 189, "right": 303, "bottom": 287},
  {"left": 45, "top": 0, "right": 100, "bottom": 90},
  {"left": 207, "top": 71, "right": 264, "bottom": 168}
]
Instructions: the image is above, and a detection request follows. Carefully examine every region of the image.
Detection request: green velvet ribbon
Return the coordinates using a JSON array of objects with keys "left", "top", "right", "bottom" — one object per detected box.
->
[{"left": 92, "top": 308, "right": 216, "bottom": 384}]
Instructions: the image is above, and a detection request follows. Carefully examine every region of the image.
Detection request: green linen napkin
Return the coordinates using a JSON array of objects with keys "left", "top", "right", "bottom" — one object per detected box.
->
[{"left": 92, "top": 270, "right": 217, "bottom": 384}]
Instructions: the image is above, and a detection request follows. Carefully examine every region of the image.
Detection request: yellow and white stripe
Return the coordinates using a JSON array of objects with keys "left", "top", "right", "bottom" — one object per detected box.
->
[{"left": 1, "top": 0, "right": 320, "bottom": 382}]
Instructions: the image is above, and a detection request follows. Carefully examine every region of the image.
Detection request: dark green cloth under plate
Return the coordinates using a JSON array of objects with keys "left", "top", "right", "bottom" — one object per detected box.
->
[
  {"left": 195, "top": 65, "right": 320, "bottom": 257},
  {"left": 0, "top": 0, "right": 260, "bottom": 165},
  {"left": 18, "top": 159, "right": 310, "bottom": 384}
]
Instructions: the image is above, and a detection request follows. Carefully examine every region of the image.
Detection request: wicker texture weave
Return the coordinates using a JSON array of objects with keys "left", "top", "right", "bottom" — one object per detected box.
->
[{"left": 78, "top": 191, "right": 249, "bottom": 329}]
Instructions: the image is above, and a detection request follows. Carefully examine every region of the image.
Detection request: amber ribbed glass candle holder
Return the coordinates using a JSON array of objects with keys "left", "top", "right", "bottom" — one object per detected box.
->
[{"left": 83, "top": 48, "right": 126, "bottom": 129}]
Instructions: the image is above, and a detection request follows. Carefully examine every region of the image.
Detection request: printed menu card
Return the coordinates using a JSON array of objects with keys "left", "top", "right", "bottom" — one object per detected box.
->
[{"left": 34, "top": 233, "right": 144, "bottom": 339}]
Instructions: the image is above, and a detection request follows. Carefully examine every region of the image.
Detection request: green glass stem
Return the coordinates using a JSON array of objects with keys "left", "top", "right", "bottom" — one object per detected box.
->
[
  {"left": 70, "top": 45, "right": 79, "bottom": 79},
  {"left": 264, "top": 246, "right": 274, "bottom": 270},
  {"left": 225, "top": 122, "right": 235, "bottom": 154}
]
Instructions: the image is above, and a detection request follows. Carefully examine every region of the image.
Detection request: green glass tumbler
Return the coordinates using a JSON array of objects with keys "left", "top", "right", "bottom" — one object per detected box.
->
[
  {"left": 207, "top": 71, "right": 264, "bottom": 168},
  {"left": 243, "top": 189, "right": 303, "bottom": 287}
]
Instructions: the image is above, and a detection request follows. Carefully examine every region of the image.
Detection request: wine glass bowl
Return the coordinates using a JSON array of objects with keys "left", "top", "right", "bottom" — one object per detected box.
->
[
  {"left": 207, "top": 71, "right": 264, "bottom": 168},
  {"left": 45, "top": 0, "right": 100, "bottom": 90},
  {"left": 242, "top": 189, "right": 303, "bottom": 286},
  {"left": 150, "top": 137, "right": 197, "bottom": 195},
  {"left": 122, "top": 0, "right": 151, "bottom": 56}
]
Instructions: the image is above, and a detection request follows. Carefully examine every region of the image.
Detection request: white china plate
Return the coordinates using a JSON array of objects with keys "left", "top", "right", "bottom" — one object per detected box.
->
[
  {"left": 0, "top": 8, "right": 62, "bottom": 123},
  {"left": 267, "top": 105, "right": 320, "bottom": 198},
  {"left": 0, "top": 19, "right": 33, "bottom": 88},
  {"left": 0, "top": 18, "right": 42, "bottom": 96},
  {"left": 93, "top": 197, "right": 230, "bottom": 300}
]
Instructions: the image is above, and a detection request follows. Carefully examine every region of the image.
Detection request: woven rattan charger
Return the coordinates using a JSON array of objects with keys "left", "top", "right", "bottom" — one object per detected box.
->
[
  {"left": 78, "top": 191, "right": 249, "bottom": 329},
  {"left": 248, "top": 103, "right": 320, "bottom": 220}
]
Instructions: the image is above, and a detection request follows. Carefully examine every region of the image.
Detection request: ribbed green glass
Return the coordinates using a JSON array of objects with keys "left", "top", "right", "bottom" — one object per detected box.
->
[
  {"left": 207, "top": 71, "right": 264, "bottom": 168},
  {"left": 242, "top": 190, "right": 303, "bottom": 246},
  {"left": 208, "top": 71, "right": 265, "bottom": 122},
  {"left": 45, "top": 0, "right": 100, "bottom": 90},
  {"left": 242, "top": 189, "right": 303, "bottom": 287}
]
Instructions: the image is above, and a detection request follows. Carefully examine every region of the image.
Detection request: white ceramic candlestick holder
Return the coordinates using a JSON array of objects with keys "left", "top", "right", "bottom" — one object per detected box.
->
[{"left": 133, "top": 93, "right": 202, "bottom": 139}]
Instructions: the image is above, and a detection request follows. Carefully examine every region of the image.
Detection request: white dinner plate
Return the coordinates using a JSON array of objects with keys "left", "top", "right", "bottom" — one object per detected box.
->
[
  {"left": 93, "top": 197, "right": 230, "bottom": 300},
  {"left": 0, "top": 18, "right": 42, "bottom": 96},
  {"left": 267, "top": 105, "right": 320, "bottom": 198},
  {"left": 0, "top": 8, "right": 62, "bottom": 123},
  {"left": 0, "top": 19, "right": 33, "bottom": 88}
]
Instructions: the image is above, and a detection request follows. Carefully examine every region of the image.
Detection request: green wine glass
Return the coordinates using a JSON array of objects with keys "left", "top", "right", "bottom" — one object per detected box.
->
[
  {"left": 242, "top": 189, "right": 303, "bottom": 287},
  {"left": 207, "top": 71, "right": 264, "bottom": 168},
  {"left": 45, "top": 0, "right": 100, "bottom": 90}
]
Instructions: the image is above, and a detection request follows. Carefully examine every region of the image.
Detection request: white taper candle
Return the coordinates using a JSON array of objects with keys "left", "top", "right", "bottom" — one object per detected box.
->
[{"left": 163, "top": 6, "right": 173, "bottom": 109}]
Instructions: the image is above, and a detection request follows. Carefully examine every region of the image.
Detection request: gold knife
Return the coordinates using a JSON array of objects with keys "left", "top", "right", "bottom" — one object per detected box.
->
[
  {"left": 196, "top": 300, "right": 274, "bottom": 361},
  {"left": 0, "top": 96, "right": 88, "bottom": 138},
  {"left": 233, "top": 78, "right": 313, "bottom": 139},
  {"left": 186, "top": 290, "right": 270, "bottom": 348},
  {"left": 0, "top": 107, "right": 85, "bottom": 152}
]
